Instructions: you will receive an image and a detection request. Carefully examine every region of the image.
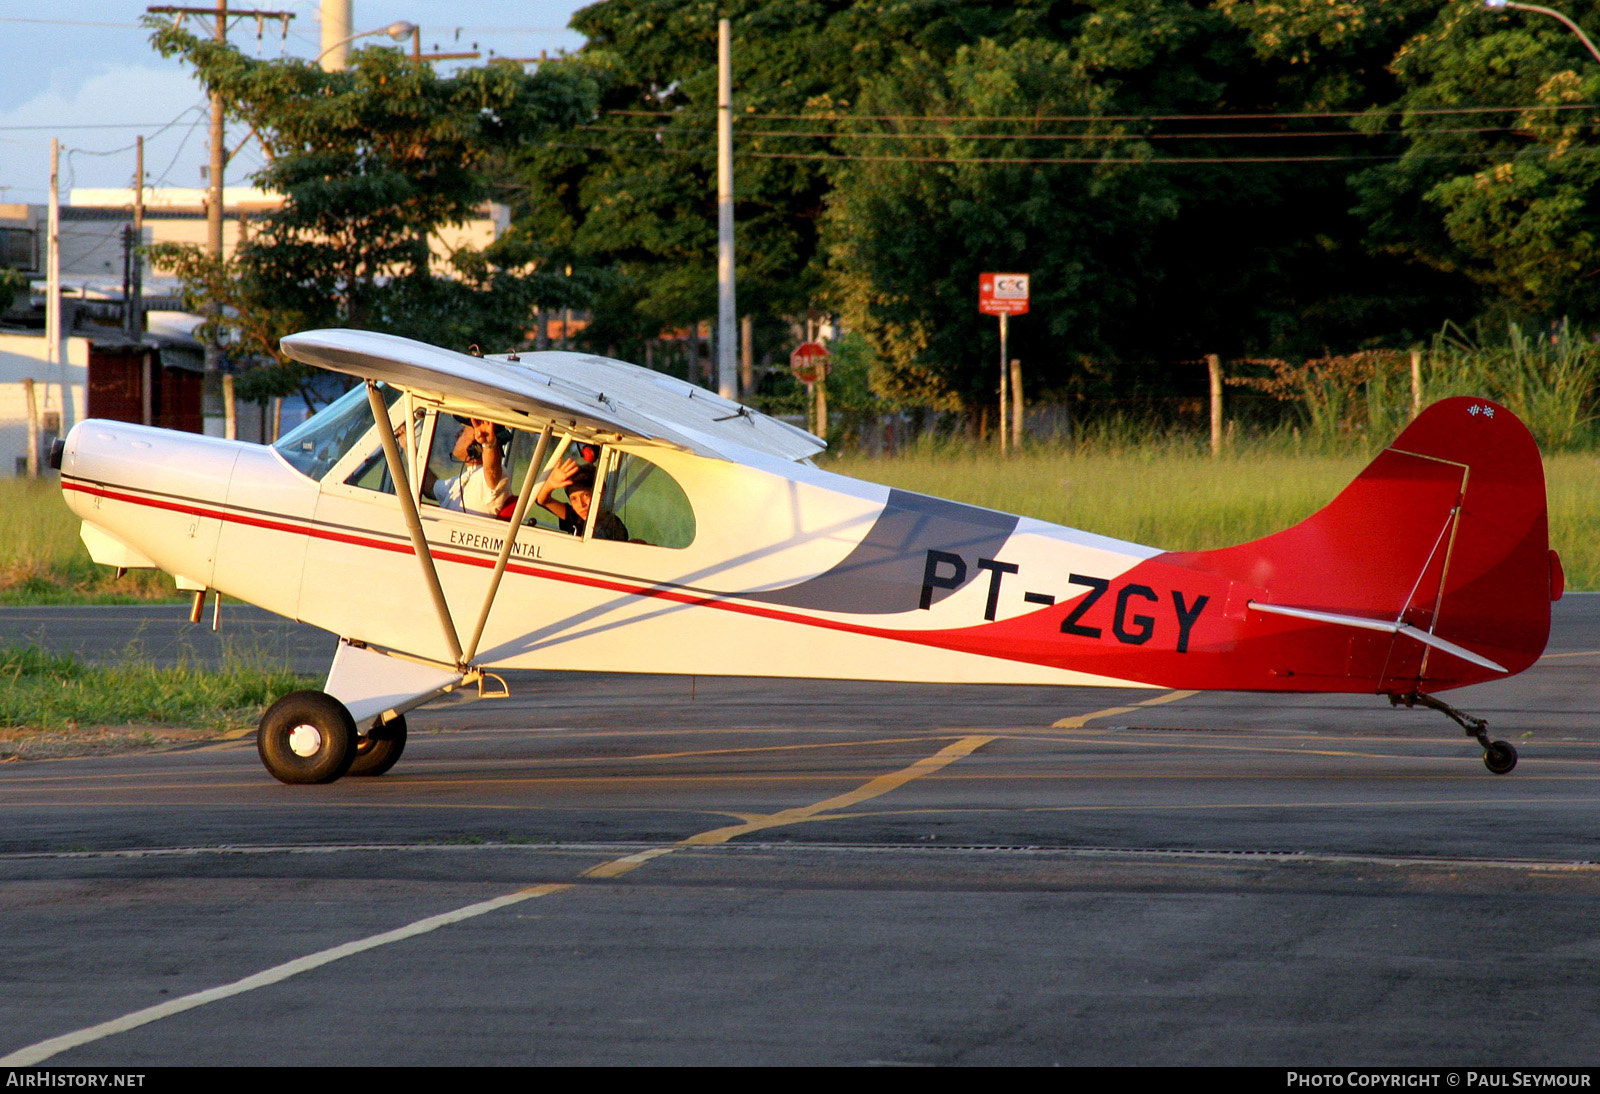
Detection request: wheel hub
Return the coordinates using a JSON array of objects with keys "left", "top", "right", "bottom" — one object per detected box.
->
[{"left": 288, "top": 724, "right": 323, "bottom": 757}]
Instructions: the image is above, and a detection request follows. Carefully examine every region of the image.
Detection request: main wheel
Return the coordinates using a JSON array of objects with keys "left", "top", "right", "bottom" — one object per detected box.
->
[
  {"left": 257, "top": 690, "right": 358, "bottom": 785},
  {"left": 1483, "top": 740, "right": 1518, "bottom": 775},
  {"left": 348, "top": 714, "right": 407, "bottom": 777}
]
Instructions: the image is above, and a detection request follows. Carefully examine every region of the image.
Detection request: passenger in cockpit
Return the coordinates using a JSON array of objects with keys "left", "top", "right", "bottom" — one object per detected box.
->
[{"left": 534, "top": 458, "right": 629, "bottom": 541}]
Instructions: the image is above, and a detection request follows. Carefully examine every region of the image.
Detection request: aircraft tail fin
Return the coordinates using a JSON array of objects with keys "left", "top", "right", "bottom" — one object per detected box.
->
[{"left": 1162, "top": 397, "right": 1556, "bottom": 691}]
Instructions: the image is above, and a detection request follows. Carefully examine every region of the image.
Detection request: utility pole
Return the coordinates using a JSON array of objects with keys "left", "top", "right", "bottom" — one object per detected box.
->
[
  {"left": 123, "top": 136, "right": 146, "bottom": 343},
  {"left": 46, "top": 139, "right": 59, "bottom": 382},
  {"left": 147, "top": 3, "right": 294, "bottom": 430},
  {"left": 320, "top": 0, "right": 351, "bottom": 72},
  {"left": 715, "top": 18, "right": 737, "bottom": 400},
  {"left": 998, "top": 312, "right": 1009, "bottom": 453}
]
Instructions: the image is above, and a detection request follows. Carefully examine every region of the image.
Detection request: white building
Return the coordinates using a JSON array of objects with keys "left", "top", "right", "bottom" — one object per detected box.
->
[{"left": 0, "top": 191, "right": 511, "bottom": 474}]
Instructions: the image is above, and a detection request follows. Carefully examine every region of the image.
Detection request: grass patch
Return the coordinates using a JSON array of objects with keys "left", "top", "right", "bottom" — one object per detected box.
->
[
  {"left": 0, "top": 643, "right": 314, "bottom": 758},
  {"left": 827, "top": 442, "right": 1600, "bottom": 590},
  {"left": 0, "top": 478, "right": 176, "bottom": 604}
]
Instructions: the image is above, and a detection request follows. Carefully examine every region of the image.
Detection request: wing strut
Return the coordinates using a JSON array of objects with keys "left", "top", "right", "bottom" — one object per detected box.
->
[
  {"left": 367, "top": 381, "right": 465, "bottom": 667},
  {"left": 462, "top": 424, "right": 552, "bottom": 663}
]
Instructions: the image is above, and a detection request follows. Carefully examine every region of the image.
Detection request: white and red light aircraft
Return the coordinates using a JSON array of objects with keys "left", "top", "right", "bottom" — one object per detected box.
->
[{"left": 55, "top": 329, "right": 1560, "bottom": 783}]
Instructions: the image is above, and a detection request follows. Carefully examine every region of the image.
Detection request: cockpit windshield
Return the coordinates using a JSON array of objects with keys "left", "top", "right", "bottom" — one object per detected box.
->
[{"left": 273, "top": 382, "right": 399, "bottom": 480}]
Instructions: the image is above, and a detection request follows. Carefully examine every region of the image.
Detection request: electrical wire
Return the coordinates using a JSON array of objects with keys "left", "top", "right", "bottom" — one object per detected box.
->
[
  {"left": 575, "top": 122, "right": 1590, "bottom": 142},
  {"left": 541, "top": 141, "right": 1586, "bottom": 166},
  {"left": 152, "top": 108, "right": 210, "bottom": 188},
  {"left": 604, "top": 102, "right": 1600, "bottom": 123}
]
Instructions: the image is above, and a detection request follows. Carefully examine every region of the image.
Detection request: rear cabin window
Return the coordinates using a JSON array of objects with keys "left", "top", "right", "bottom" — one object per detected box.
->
[{"left": 601, "top": 450, "right": 695, "bottom": 549}]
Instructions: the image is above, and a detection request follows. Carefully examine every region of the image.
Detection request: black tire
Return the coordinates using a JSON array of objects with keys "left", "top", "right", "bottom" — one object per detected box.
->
[
  {"left": 257, "top": 690, "right": 358, "bottom": 785},
  {"left": 1483, "top": 740, "right": 1518, "bottom": 775},
  {"left": 348, "top": 714, "right": 407, "bottom": 777}
]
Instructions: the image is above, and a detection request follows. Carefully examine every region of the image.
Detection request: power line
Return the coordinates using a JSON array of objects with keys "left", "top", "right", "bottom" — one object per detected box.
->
[
  {"left": 604, "top": 102, "right": 1600, "bottom": 123},
  {"left": 577, "top": 123, "right": 1584, "bottom": 142},
  {"left": 61, "top": 103, "right": 209, "bottom": 163},
  {"left": 0, "top": 17, "right": 143, "bottom": 28},
  {"left": 0, "top": 123, "right": 203, "bottom": 131},
  {"left": 543, "top": 141, "right": 1583, "bottom": 166}
]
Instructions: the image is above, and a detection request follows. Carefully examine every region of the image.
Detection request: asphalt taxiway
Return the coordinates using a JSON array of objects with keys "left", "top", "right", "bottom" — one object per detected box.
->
[{"left": 0, "top": 599, "right": 1596, "bottom": 1065}]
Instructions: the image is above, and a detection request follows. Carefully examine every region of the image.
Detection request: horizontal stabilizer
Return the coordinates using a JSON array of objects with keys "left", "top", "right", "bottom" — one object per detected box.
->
[{"left": 1247, "top": 602, "right": 1507, "bottom": 673}]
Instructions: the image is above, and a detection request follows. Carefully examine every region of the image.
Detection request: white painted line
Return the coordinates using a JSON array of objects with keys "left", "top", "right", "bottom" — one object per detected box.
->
[
  {"left": 1, "top": 734, "right": 995, "bottom": 1064},
  {"left": 0, "top": 882, "right": 571, "bottom": 1066}
]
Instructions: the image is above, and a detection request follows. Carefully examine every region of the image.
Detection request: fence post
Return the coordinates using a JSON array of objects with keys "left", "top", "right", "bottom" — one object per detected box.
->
[
  {"left": 23, "top": 376, "right": 38, "bottom": 478},
  {"left": 223, "top": 374, "right": 237, "bottom": 440},
  {"left": 1410, "top": 348, "right": 1423, "bottom": 419},
  {"left": 1009, "top": 358, "right": 1023, "bottom": 450},
  {"left": 1207, "top": 353, "right": 1223, "bottom": 457},
  {"left": 740, "top": 315, "right": 753, "bottom": 399}
]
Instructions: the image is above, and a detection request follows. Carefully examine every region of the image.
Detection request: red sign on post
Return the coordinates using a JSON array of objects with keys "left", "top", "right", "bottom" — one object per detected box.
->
[
  {"left": 790, "top": 340, "right": 832, "bottom": 384},
  {"left": 979, "top": 272, "right": 1030, "bottom": 316}
]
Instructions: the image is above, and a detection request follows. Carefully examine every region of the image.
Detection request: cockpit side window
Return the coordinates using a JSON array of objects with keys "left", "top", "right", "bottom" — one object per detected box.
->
[
  {"left": 274, "top": 382, "right": 399, "bottom": 481},
  {"left": 343, "top": 405, "right": 425, "bottom": 497}
]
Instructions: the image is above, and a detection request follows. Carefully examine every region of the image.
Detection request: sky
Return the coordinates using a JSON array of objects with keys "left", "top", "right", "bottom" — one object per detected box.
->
[{"left": 0, "top": 0, "right": 592, "bottom": 205}]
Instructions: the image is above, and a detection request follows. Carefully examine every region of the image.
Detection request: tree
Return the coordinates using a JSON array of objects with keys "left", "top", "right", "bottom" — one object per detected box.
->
[
  {"left": 0, "top": 267, "right": 28, "bottom": 313},
  {"left": 511, "top": 0, "right": 1085, "bottom": 367},
  {"left": 1352, "top": 1, "right": 1600, "bottom": 322},
  {"left": 522, "top": 0, "right": 1472, "bottom": 410},
  {"left": 824, "top": 38, "right": 1175, "bottom": 412},
  {"left": 146, "top": 20, "right": 596, "bottom": 401}
]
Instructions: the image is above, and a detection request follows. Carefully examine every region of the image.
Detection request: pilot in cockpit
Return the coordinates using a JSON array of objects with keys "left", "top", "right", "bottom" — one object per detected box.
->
[{"left": 420, "top": 417, "right": 510, "bottom": 516}]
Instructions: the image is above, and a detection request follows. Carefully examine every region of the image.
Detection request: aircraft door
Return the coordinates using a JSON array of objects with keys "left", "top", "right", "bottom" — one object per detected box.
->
[{"left": 297, "top": 387, "right": 441, "bottom": 653}]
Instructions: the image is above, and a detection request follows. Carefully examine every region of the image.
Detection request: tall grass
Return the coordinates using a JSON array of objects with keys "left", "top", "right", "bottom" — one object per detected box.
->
[
  {"left": 0, "top": 478, "right": 173, "bottom": 603},
  {"left": 0, "top": 642, "right": 313, "bottom": 733},
  {"left": 827, "top": 441, "right": 1600, "bottom": 589},
  {"left": 1424, "top": 321, "right": 1600, "bottom": 451},
  {"left": 1227, "top": 323, "right": 1600, "bottom": 454}
]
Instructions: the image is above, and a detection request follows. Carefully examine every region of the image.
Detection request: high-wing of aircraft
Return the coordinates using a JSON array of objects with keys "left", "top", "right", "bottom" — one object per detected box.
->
[{"left": 54, "top": 329, "right": 1560, "bottom": 783}]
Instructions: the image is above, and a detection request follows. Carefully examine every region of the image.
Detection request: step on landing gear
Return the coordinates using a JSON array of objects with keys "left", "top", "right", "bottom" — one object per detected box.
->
[{"left": 1391, "top": 691, "right": 1518, "bottom": 774}]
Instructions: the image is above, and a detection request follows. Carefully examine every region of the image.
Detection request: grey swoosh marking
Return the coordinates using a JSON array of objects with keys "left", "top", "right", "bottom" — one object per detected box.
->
[{"left": 743, "top": 489, "right": 1018, "bottom": 615}]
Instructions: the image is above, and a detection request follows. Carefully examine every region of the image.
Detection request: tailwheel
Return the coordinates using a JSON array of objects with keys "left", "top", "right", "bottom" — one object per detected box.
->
[
  {"left": 1483, "top": 740, "right": 1518, "bottom": 775},
  {"left": 349, "top": 714, "right": 407, "bottom": 777},
  {"left": 257, "top": 690, "right": 358, "bottom": 785},
  {"left": 1392, "top": 691, "right": 1519, "bottom": 775}
]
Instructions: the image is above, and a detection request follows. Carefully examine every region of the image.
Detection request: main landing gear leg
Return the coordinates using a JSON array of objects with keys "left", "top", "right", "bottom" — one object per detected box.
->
[{"left": 1391, "top": 692, "right": 1518, "bottom": 774}]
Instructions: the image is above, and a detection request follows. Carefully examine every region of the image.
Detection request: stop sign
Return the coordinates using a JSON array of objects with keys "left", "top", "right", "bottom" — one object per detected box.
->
[{"left": 790, "top": 341, "right": 831, "bottom": 384}]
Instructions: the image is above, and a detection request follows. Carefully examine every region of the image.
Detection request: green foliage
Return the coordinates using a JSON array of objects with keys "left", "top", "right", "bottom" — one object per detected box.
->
[
  {"left": 825, "top": 37, "right": 1174, "bottom": 411},
  {"left": 0, "top": 266, "right": 27, "bottom": 311},
  {"left": 1424, "top": 320, "right": 1600, "bottom": 450},
  {"left": 1353, "top": 1, "right": 1600, "bottom": 322},
  {"left": 145, "top": 17, "right": 597, "bottom": 395},
  {"left": 1227, "top": 322, "right": 1600, "bottom": 454},
  {"left": 0, "top": 643, "right": 312, "bottom": 734},
  {"left": 134, "top": 0, "right": 1600, "bottom": 406},
  {"left": 0, "top": 479, "right": 173, "bottom": 604}
]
